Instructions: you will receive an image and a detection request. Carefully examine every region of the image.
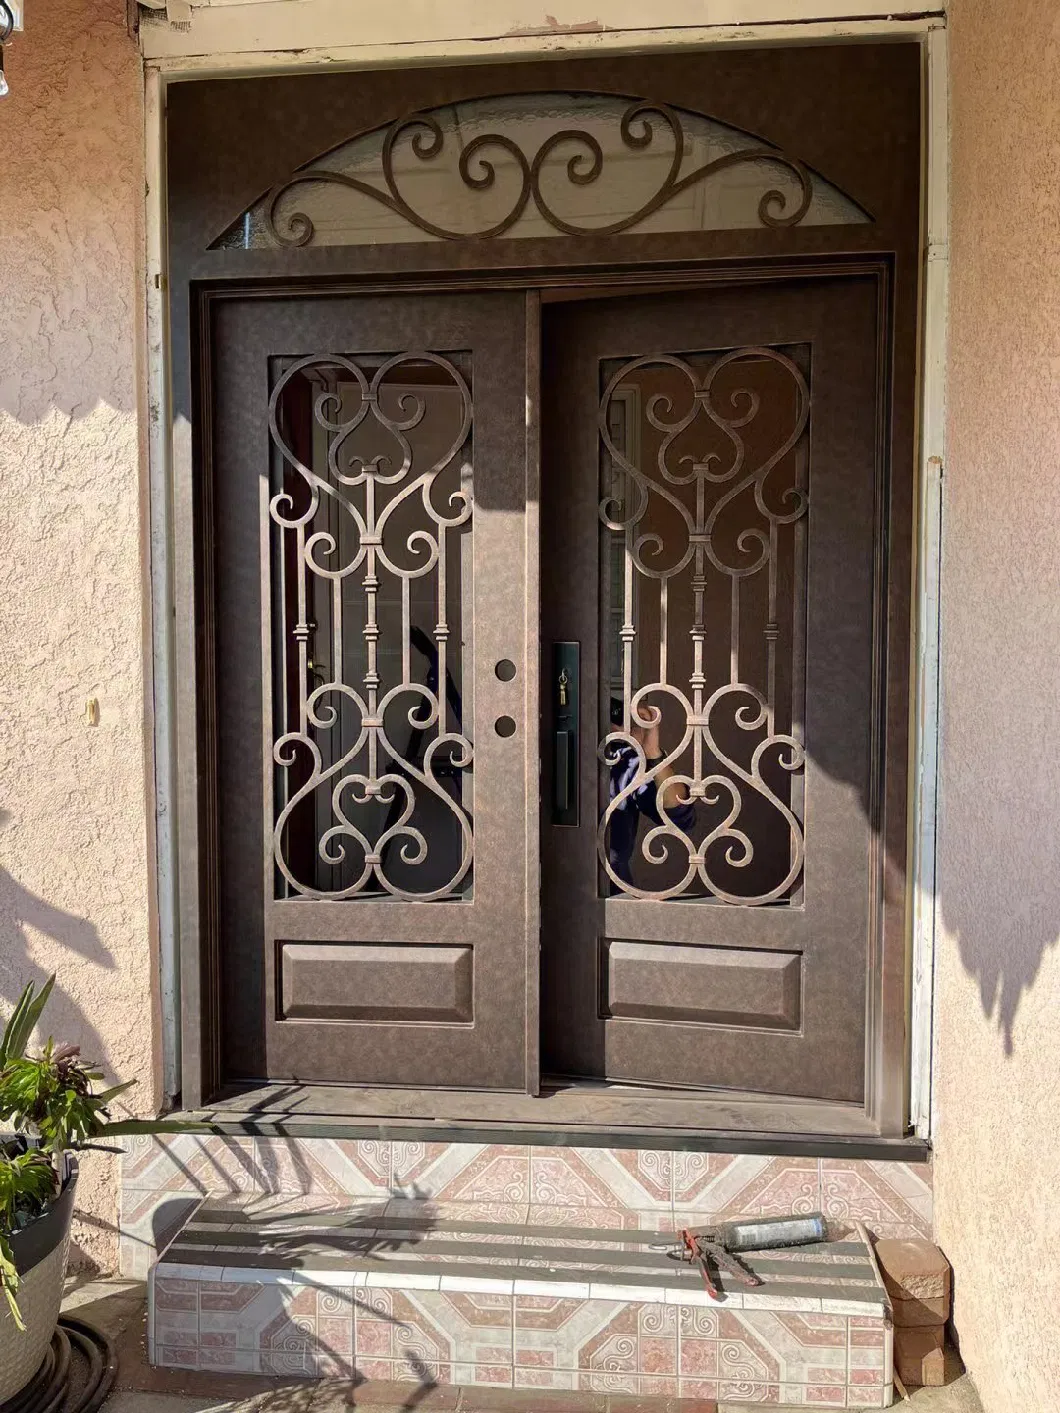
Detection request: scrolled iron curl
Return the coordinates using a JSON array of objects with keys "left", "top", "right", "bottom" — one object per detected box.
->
[
  {"left": 268, "top": 350, "right": 475, "bottom": 900},
  {"left": 264, "top": 99, "right": 814, "bottom": 247}
]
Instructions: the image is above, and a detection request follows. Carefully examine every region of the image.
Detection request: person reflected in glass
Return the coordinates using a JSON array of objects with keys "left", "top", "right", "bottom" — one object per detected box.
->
[{"left": 607, "top": 699, "right": 696, "bottom": 891}]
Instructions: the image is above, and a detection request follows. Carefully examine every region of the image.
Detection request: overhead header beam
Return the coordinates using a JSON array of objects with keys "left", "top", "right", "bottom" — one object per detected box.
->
[{"left": 140, "top": 0, "right": 945, "bottom": 66}]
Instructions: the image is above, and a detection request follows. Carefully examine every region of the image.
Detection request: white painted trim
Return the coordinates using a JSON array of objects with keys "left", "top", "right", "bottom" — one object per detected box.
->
[
  {"left": 141, "top": 15, "right": 948, "bottom": 1132},
  {"left": 909, "top": 26, "right": 949, "bottom": 1141},
  {"left": 141, "top": 8, "right": 944, "bottom": 70},
  {"left": 144, "top": 66, "right": 181, "bottom": 1104}
]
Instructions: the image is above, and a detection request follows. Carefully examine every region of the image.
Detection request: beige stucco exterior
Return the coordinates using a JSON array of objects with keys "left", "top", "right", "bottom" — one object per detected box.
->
[
  {"left": 0, "top": 1, "right": 1059, "bottom": 1406},
  {"left": 0, "top": 0, "right": 156, "bottom": 1272},
  {"left": 931, "top": 2, "right": 1060, "bottom": 1408}
]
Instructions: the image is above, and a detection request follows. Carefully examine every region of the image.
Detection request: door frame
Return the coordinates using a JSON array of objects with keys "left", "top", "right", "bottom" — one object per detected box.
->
[{"left": 142, "top": 24, "right": 948, "bottom": 1143}]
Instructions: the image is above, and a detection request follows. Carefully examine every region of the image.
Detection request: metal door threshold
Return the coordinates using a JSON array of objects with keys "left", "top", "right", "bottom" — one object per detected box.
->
[{"left": 141, "top": 1081, "right": 930, "bottom": 1162}]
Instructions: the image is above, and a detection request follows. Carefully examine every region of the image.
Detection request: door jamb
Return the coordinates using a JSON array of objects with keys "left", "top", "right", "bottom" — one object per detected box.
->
[
  {"left": 142, "top": 21, "right": 947, "bottom": 1140},
  {"left": 909, "top": 26, "right": 949, "bottom": 1139}
]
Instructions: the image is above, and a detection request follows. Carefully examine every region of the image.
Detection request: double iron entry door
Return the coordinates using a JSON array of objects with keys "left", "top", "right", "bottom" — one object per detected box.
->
[{"left": 212, "top": 277, "right": 881, "bottom": 1106}]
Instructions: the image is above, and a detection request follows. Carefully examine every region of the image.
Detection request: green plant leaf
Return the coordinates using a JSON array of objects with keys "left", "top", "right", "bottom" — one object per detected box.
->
[
  {"left": 91, "top": 1080, "right": 137, "bottom": 1105},
  {"left": 0, "top": 975, "right": 55, "bottom": 1069},
  {"left": 0, "top": 1048, "right": 140, "bottom": 1156},
  {"left": 0, "top": 1151, "right": 57, "bottom": 1224}
]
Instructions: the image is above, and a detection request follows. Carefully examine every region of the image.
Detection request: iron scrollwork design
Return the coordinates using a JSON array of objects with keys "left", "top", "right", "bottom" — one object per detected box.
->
[
  {"left": 599, "top": 347, "right": 810, "bottom": 905},
  {"left": 265, "top": 100, "right": 814, "bottom": 248},
  {"left": 269, "top": 351, "right": 474, "bottom": 900}
]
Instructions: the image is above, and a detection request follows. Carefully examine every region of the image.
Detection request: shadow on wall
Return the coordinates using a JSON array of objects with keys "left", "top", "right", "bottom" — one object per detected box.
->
[
  {"left": 0, "top": 0, "right": 140, "bottom": 427},
  {"left": 934, "top": 785, "right": 1060, "bottom": 1057},
  {"left": 0, "top": 807, "right": 117, "bottom": 1070}
]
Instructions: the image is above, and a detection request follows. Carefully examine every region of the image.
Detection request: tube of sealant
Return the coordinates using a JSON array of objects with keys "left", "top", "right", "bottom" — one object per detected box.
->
[{"left": 714, "top": 1213, "right": 827, "bottom": 1252}]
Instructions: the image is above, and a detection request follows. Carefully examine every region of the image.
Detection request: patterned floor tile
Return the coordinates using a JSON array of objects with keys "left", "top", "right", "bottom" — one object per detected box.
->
[
  {"left": 845, "top": 1388, "right": 890, "bottom": 1409},
  {"left": 639, "top": 1375, "right": 681, "bottom": 1396},
  {"left": 818, "top": 1160, "right": 932, "bottom": 1240},
  {"left": 512, "top": 1366, "right": 576, "bottom": 1390},
  {"left": 152, "top": 1344, "right": 200, "bottom": 1371},
  {"left": 673, "top": 1154, "right": 820, "bottom": 1220},
  {"left": 453, "top": 1363, "right": 515, "bottom": 1386},
  {"left": 717, "top": 1381, "right": 781, "bottom": 1403},
  {"left": 678, "top": 1376, "right": 721, "bottom": 1400},
  {"left": 122, "top": 1134, "right": 261, "bottom": 1193},
  {"left": 789, "top": 1387, "right": 851, "bottom": 1408},
  {"left": 150, "top": 1262, "right": 891, "bottom": 1405},
  {"left": 529, "top": 1148, "right": 672, "bottom": 1211},
  {"left": 353, "top": 1285, "right": 513, "bottom": 1371},
  {"left": 196, "top": 1275, "right": 359, "bottom": 1376},
  {"left": 389, "top": 1144, "right": 531, "bottom": 1204},
  {"left": 197, "top": 1347, "right": 265, "bottom": 1373},
  {"left": 122, "top": 1134, "right": 394, "bottom": 1201},
  {"left": 150, "top": 1272, "right": 198, "bottom": 1356},
  {"left": 575, "top": 1371, "right": 641, "bottom": 1394},
  {"left": 255, "top": 1137, "right": 393, "bottom": 1196},
  {"left": 240, "top": 1192, "right": 380, "bottom": 1222},
  {"left": 526, "top": 1206, "right": 672, "bottom": 1253},
  {"left": 678, "top": 1303, "right": 720, "bottom": 1382},
  {"left": 528, "top": 1204, "right": 667, "bottom": 1228},
  {"left": 514, "top": 1296, "right": 676, "bottom": 1376}
]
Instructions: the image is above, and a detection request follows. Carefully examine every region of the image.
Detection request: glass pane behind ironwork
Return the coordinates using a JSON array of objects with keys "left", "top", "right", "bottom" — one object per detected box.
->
[
  {"left": 268, "top": 352, "right": 474, "bottom": 901},
  {"left": 214, "top": 93, "right": 869, "bottom": 250},
  {"left": 598, "top": 346, "right": 809, "bottom": 905}
]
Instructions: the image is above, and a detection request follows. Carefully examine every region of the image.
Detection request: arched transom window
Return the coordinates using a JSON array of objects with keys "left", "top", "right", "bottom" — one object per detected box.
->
[{"left": 213, "top": 92, "right": 871, "bottom": 250}]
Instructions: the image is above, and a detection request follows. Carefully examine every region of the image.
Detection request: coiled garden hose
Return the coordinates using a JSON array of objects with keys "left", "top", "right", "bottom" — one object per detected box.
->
[{"left": 0, "top": 1317, "right": 117, "bottom": 1413}]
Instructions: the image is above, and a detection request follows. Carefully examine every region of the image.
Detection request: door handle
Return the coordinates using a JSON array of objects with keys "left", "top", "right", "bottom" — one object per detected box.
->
[{"left": 552, "top": 642, "right": 579, "bottom": 827}]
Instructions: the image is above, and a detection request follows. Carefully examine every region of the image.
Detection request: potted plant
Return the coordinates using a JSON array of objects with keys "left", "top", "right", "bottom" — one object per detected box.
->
[{"left": 0, "top": 977, "right": 133, "bottom": 1403}]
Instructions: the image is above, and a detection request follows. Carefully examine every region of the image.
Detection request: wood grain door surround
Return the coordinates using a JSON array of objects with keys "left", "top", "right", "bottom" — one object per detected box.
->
[{"left": 172, "top": 42, "right": 921, "bottom": 1131}]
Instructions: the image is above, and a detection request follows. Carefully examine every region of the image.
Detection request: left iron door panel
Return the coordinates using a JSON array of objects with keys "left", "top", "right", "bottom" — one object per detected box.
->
[{"left": 209, "top": 292, "right": 532, "bottom": 1089}]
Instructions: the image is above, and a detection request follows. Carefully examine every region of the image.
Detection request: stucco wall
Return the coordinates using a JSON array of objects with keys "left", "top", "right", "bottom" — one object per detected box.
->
[
  {"left": 935, "top": 3, "right": 1060, "bottom": 1409},
  {"left": 0, "top": 0, "right": 155, "bottom": 1272}
]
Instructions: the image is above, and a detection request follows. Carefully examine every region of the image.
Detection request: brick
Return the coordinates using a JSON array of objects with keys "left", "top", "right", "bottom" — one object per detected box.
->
[
  {"left": 895, "top": 1325, "right": 946, "bottom": 1388},
  {"left": 874, "top": 1240, "right": 951, "bottom": 1302},
  {"left": 890, "top": 1292, "right": 950, "bottom": 1327}
]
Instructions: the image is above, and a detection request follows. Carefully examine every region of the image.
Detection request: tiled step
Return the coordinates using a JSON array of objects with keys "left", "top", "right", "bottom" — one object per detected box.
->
[
  {"left": 149, "top": 1196, "right": 894, "bottom": 1407},
  {"left": 120, "top": 1133, "right": 933, "bottom": 1282}
]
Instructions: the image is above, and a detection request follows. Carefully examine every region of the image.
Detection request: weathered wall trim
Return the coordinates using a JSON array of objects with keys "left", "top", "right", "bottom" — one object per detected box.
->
[{"left": 140, "top": 3, "right": 944, "bottom": 66}]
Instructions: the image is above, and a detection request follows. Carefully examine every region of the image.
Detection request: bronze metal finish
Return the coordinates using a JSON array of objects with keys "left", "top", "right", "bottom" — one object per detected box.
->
[
  {"left": 257, "top": 100, "right": 819, "bottom": 249},
  {"left": 165, "top": 43, "right": 922, "bottom": 1137}
]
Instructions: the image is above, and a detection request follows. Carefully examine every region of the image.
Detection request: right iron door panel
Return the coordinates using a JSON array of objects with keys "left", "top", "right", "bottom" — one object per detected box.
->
[{"left": 541, "top": 279, "right": 884, "bottom": 1102}]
